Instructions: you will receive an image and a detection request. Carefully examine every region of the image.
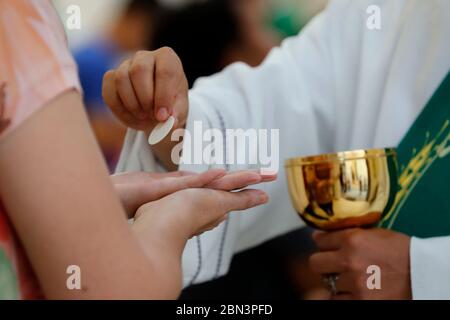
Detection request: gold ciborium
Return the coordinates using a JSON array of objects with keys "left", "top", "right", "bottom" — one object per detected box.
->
[{"left": 285, "top": 148, "right": 398, "bottom": 231}]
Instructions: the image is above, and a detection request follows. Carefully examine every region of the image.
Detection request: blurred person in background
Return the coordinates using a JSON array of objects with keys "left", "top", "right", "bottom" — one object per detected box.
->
[
  {"left": 74, "top": 0, "right": 161, "bottom": 170},
  {"left": 152, "top": 0, "right": 279, "bottom": 87}
]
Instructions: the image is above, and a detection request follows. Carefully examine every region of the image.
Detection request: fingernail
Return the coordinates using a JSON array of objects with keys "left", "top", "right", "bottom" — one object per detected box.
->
[
  {"left": 257, "top": 192, "right": 269, "bottom": 203},
  {"left": 261, "top": 173, "right": 277, "bottom": 180},
  {"left": 259, "top": 169, "right": 278, "bottom": 176},
  {"left": 157, "top": 108, "right": 169, "bottom": 121}
]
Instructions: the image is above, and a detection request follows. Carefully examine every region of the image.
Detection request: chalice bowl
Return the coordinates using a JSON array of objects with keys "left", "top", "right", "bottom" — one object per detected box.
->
[
  {"left": 285, "top": 148, "right": 398, "bottom": 230},
  {"left": 285, "top": 148, "right": 398, "bottom": 295}
]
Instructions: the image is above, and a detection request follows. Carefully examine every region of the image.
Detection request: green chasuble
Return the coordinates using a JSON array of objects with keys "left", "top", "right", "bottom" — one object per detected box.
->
[{"left": 380, "top": 71, "right": 450, "bottom": 237}]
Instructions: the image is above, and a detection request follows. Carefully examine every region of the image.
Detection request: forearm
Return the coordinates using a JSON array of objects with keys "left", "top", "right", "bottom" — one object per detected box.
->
[
  {"left": 130, "top": 191, "right": 219, "bottom": 298},
  {"left": 0, "top": 92, "right": 181, "bottom": 299}
]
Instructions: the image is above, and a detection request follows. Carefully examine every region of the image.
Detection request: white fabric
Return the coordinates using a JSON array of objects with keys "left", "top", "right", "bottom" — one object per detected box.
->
[
  {"left": 411, "top": 237, "right": 450, "bottom": 300},
  {"left": 116, "top": 0, "right": 450, "bottom": 297}
]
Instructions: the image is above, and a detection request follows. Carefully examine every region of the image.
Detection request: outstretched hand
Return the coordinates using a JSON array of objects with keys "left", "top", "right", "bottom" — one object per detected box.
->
[{"left": 112, "top": 169, "right": 277, "bottom": 218}]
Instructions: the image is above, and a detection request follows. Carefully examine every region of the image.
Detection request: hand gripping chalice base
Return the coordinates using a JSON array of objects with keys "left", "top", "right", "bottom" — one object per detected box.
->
[{"left": 285, "top": 148, "right": 398, "bottom": 295}]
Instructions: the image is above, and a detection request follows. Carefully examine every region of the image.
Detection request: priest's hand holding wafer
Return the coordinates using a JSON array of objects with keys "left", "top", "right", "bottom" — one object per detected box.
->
[{"left": 102, "top": 48, "right": 188, "bottom": 170}]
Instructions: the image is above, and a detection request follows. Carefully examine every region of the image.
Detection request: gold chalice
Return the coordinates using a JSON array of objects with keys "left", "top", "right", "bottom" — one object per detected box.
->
[
  {"left": 285, "top": 148, "right": 398, "bottom": 294},
  {"left": 285, "top": 148, "right": 398, "bottom": 231}
]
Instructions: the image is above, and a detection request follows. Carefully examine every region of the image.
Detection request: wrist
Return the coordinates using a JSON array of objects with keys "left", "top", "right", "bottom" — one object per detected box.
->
[
  {"left": 133, "top": 201, "right": 189, "bottom": 256},
  {"left": 149, "top": 126, "right": 183, "bottom": 171},
  {"left": 131, "top": 214, "right": 185, "bottom": 298}
]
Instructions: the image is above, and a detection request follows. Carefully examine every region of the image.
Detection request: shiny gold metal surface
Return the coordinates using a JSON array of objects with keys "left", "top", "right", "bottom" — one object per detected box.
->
[{"left": 285, "top": 148, "right": 398, "bottom": 230}]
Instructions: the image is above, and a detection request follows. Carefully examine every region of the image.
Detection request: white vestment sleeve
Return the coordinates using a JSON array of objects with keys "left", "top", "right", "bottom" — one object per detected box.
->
[
  {"left": 115, "top": 130, "right": 158, "bottom": 172},
  {"left": 410, "top": 236, "right": 450, "bottom": 300}
]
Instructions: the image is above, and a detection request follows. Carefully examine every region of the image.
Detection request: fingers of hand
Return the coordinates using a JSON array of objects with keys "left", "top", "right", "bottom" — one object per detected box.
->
[
  {"left": 312, "top": 229, "right": 362, "bottom": 251},
  {"left": 219, "top": 189, "right": 269, "bottom": 212},
  {"left": 206, "top": 171, "right": 263, "bottom": 191},
  {"left": 309, "top": 249, "right": 369, "bottom": 298},
  {"left": 174, "top": 169, "right": 226, "bottom": 189},
  {"left": 309, "top": 251, "right": 348, "bottom": 275},
  {"left": 155, "top": 169, "right": 226, "bottom": 198},
  {"left": 196, "top": 169, "right": 227, "bottom": 185},
  {"left": 102, "top": 70, "right": 146, "bottom": 129},
  {"left": 129, "top": 51, "right": 155, "bottom": 114},
  {"left": 259, "top": 172, "right": 278, "bottom": 182},
  {"left": 103, "top": 48, "right": 188, "bottom": 129},
  {"left": 154, "top": 47, "right": 186, "bottom": 122},
  {"left": 115, "top": 59, "right": 144, "bottom": 119},
  {"left": 145, "top": 171, "right": 196, "bottom": 179},
  {"left": 328, "top": 272, "right": 363, "bottom": 296},
  {"left": 187, "top": 188, "right": 267, "bottom": 237}
]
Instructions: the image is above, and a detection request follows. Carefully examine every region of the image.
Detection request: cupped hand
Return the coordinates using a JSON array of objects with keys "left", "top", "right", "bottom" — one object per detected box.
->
[
  {"left": 113, "top": 169, "right": 277, "bottom": 218},
  {"left": 133, "top": 187, "right": 270, "bottom": 247}
]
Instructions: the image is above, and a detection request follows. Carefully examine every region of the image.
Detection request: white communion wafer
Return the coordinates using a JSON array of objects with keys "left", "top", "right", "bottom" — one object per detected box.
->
[{"left": 148, "top": 116, "right": 176, "bottom": 145}]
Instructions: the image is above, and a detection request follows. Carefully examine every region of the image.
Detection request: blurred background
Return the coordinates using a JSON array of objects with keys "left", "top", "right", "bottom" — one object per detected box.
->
[{"left": 52, "top": 0, "right": 329, "bottom": 299}]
